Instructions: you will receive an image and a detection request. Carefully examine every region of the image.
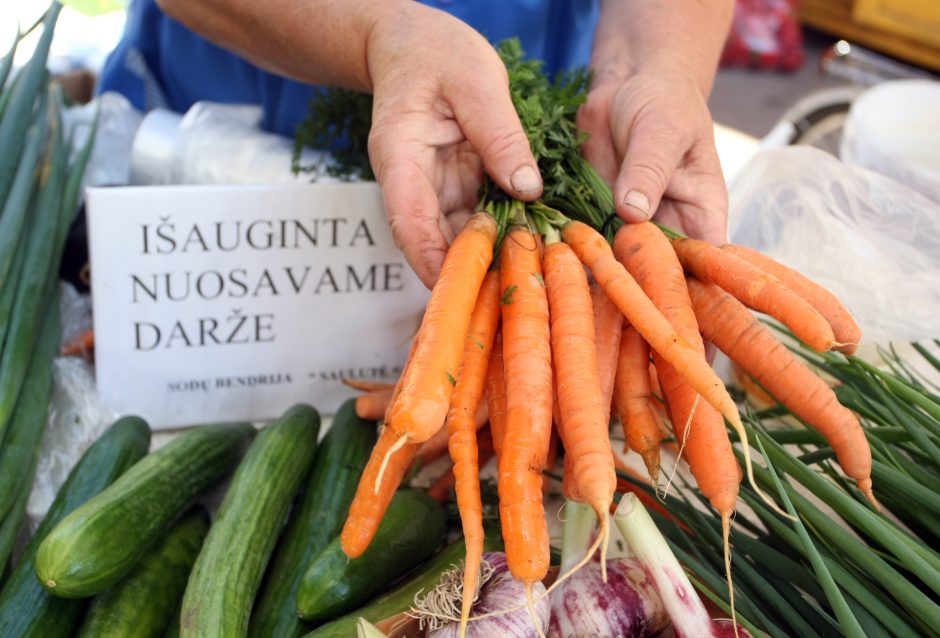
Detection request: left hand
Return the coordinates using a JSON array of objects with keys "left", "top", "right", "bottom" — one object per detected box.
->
[{"left": 577, "top": 69, "right": 728, "bottom": 245}]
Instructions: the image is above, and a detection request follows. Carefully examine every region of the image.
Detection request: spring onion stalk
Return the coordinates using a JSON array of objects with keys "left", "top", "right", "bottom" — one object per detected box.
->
[
  {"left": 0, "top": 120, "right": 66, "bottom": 439},
  {"left": 0, "top": 106, "right": 49, "bottom": 289},
  {"left": 557, "top": 500, "right": 594, "bottom": 575},
  {"left": 0, "top": 2, "right": 60, "bottom": 204},
  {"left": 355, "top": 619, "right": 387, "bottom": 638},
  {"left": 613, "top": 493, "right": 726, "bottom": 638}
]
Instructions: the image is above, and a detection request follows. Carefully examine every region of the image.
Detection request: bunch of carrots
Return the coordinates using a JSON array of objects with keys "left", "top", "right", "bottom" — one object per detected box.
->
[{"left": 302, "top": 40, "right": 875, "bottom": 638}]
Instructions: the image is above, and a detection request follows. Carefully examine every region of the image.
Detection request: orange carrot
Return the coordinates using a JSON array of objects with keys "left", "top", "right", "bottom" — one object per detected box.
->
[
  {"left": 415, "top": 424, "right": 451, "bottom": 468},
  {"left": 429, "top": 429, "right": 495, "bottom": 504},
  {"left": 355, "top": 389, "right": 395, "bottom": 421},
  {"left": 544, "top": 239, "right": 615, "bottom": 574},
  {"left": 342, "top": 378, "right": 397, "bottom": 393},
  {"left": 687, "top": 278, "right": 876, "bottom": 506},
  {"left": 614, "top": 325, "right": 664, "bottom": 480},
  {"left": 614, "top": 222, "right": 739, "bottom": 517},
  {"left": 61, "top": 328, "right": 94, "bottom": 357},
  {"left": 672, "top": 237, "right": 837, "bottom": 352},
  {"left": 340, "top": 427, "right": 420, "bottom": 558},
  {"left": 427, "top": 459, "right": 456, "bottom": 503},
  {"left": 444, "top": 269, "right": 501, "bottom": 636},
  {"left": 591, "top": 284, "right": 624, "bottom": 420},
  {"left": 562, "top": 452, "right": 581, "bottom": 502},
  {"left": 341, "top": 325, "right": 423, "bottom": 559},
  {"left": 721, "top": 243, "right": 861, "bottom": 354},
  {"left": 385, "top": 212, "right": 497, "bottom": 445},
  {"left": 484, "top": 328, "right": 507, "bottom": 460},
  {"left": 561, "top": 222, "right": 747, "bottom": 443},
  {"left": 498, "top": 226, "right": 553, "bottom": 592}
]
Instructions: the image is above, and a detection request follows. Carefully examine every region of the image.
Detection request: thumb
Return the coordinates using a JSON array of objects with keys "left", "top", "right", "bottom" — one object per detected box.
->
[
  {"left": 447, "top": 71, "right": 542, "bottom": 201},
  {"left": 379, "top": 159, "right": 449, "bottom": 289},
  {"left": 614, "top": 124, "right": 688, "bottom": 222}
]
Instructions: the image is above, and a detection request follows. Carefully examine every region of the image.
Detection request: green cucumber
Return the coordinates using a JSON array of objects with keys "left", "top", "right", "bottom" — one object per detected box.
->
[
  {"left": 297, "top": 489, "right": 446, "bottom": 621},
  {"left": 0, "top": 415, "right": 151, "bottom": 637},
  {"left": 180, "top": 404, "right": 320, "bottom": 638},
  {"left": 76, "top": 507, "right": 209, "bottom": 638},
  {"left": 249, "top": 399, "right": 377, "bottom": 638},
  {"left": 36, "top": 422, "right": 254, "bottom": 598},
  {"left": 304, "top": 532, "right": 503, "bottom": 638}
]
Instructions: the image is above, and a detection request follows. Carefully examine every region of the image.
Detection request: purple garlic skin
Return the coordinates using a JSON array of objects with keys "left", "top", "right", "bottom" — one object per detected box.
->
[
  {"left": 429, "top": 552, "right": 550, "bottom": 638},
  {"left": 549, "top": 557, "right": 670, "bottom": 638}
]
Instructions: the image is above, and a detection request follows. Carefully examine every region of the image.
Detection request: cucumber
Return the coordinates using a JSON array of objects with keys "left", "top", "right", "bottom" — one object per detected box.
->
[
  {"left": 249, "top": 399, "right": 377, "bottom": 638},
  {"left": 303, "top": 532, "right": 503, "bottom": 638},
  {"left": 36, "top": 422, "right": 254, "bottom": 598},
  {"left": 0, "top": 416, "right": 151, "bottom": 637},
  {"left": 180, "top": 404, "right": 320, "bottom": 638},
  {"left": 75, "top": 507, "right": 209, "bottom": 638},
  {"left": 297, "top": 489, "right": 446, "bottom": 621}
]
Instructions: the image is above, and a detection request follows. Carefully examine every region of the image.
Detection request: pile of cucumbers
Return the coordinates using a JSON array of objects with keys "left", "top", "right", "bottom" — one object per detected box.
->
[{"left": 0, "top": 399, "right": 462, "bottom": 638}]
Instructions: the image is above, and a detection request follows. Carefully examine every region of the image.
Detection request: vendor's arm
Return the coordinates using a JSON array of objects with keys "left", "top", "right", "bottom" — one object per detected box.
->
[
  {"left": 579, "top": 0, "right": 734, "bottom": 245},
  {"left": 156, "top": 0, "right": 542, "bottom": 286}
]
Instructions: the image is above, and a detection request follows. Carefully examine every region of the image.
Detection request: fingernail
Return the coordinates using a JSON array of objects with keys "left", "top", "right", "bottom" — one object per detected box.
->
[
  {"left": 623, "top": 190, "right": 651, "bottom": 217},
  {"left": 510, "top": 165, "right": 541, "bottom": 194}
]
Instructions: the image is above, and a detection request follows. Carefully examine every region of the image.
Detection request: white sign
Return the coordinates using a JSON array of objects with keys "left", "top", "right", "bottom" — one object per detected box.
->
[{"left": 87, "top": 183, "right": 428, "bottom": 429}]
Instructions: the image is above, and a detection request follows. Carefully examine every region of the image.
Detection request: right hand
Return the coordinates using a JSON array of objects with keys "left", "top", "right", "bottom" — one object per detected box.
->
[{"left": 365, "top": 3, "right": 543, "bottom": 287}]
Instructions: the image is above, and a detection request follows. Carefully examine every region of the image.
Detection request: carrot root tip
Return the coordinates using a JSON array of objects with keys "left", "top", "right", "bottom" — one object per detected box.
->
[
  {"left": 525, "top": 583, "right": 546, "bottom": 638},
  {"left": 859, "top": 479, "right": 881, "bottom": 512}
]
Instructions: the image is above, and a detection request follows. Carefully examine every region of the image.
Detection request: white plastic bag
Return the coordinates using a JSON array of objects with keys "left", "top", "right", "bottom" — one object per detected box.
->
[{"left": 729, "top": 146, "right": 940, "bottom": 345}]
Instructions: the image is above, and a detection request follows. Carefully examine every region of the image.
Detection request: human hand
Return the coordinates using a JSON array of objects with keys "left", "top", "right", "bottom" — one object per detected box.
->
[
  {"left": 577, "top": 69, "right": 728, "bottom": 245},
  {"left": 365, "top": 4, "right": 543, "bottom": 287}
]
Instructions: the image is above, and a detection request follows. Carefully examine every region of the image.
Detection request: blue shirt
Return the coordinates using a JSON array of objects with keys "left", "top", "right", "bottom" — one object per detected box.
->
[{"left": 98, "top": 0, "right": 600, "bottom": 136}]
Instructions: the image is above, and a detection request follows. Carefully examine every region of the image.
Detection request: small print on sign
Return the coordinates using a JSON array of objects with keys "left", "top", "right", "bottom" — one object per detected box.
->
[{"left": 87, "top": 183, "right": 429, "bottom": 429}]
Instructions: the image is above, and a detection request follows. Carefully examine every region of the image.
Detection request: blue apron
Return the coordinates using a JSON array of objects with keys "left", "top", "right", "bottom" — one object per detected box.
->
[{"left": 98, "top": 0, "right": 600, "bottom": 136}]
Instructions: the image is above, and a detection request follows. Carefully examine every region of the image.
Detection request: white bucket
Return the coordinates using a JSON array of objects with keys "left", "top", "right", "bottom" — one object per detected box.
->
[{"left": 841, "top": 79, "right": 940, "bottom": 203}]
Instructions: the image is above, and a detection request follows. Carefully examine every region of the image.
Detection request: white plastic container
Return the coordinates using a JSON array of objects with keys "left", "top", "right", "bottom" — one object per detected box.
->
[{"left": 841, "top": 79, "right": 940, "bottom": 203}]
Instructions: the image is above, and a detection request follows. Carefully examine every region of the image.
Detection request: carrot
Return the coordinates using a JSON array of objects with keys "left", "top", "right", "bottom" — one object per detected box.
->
[
  {"left": 429, "top": 429, "right": 495, "bottom": 504},
  {"left": 342, "top": 378, "right": 396, "bottom": 393},
  {"left": 543, "top": 239, "right": 616, "bottom": 578},
  {"left": 341, "top": 325, "right": 423, "bottom": 559},
  {"left": 687, "top": 278, "right": 876, "bottom": 507},
  {"left": 672, "top": 236, "right": 838, "bottom": 352},
  {"left": 61, "top": 328, "right": 94, "bottom": 357},
  {"left": 498, "top": 226, "right": 553, "bottom": 601},
  {"left": 591, "top": 284, "right": 624, "bottom": 420},
  {"left": 340, "top": 427, "right": 420, "bottom": 558},
  {"left": 721, "top": 243, "right": 861, "bottom": 354},
  {"left": 614, "top": 325, "right": 664, "bottom": 480},
  {"left": 484, "top": 328, "right": 507, "bottom": 460},
  {"left": 383, "top": 211, "right": 497, "bottom": 454},
  {"left": 355, "top": 389, "right": 395, "bottom": 421},
  {"left": 415, "top": 423, "right": 451, "bottom": 468},
  {"left": 444, "top": 269, "right": 501, "bottom": 637},
  {"left": 614, "top": 222, "right": 739, "bottom": 517},
  {"left": 562, "top": 452, "right": 581, "bottom": 501}
]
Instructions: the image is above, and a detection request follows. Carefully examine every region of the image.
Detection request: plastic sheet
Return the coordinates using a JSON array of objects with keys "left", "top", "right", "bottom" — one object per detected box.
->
[
  {"left": 62, "top": 91, "right": 143, "bottom": 189},
  {"left": 729, "top": 146, "right": 940, "bottom": 345},
  {"left": 131, "top": 102, "right": 334, "bottom": 186}
]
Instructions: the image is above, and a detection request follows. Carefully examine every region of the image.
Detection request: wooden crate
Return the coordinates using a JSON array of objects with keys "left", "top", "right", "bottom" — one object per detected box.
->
[{"left": 800, "top": 0, "right": 940, "bottom": 71}]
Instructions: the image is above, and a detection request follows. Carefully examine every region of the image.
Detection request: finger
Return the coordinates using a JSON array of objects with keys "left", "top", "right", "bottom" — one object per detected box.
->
[
  {"left": 613, "top": 120, "right": 689, "bottom": 223},
  {"left": 655, "top": 144, "right": 728, "bottom": 245},
  {"left": 445, "top": 66, "right": 542, "bottom": 201},
  {"left": 378, "top": 159, "right": 449, "bottom": 289},
  {"left": 577, "top": 87, "right": 619, "bottom": 185}
]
